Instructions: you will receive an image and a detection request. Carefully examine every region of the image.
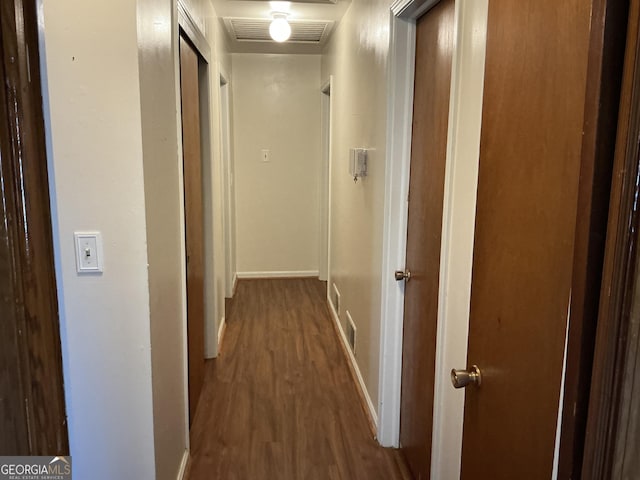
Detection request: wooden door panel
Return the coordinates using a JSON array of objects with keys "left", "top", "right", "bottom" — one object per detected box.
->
[
  {"left": 460, "top": 0, "right": 592, "bottom": 478},
  {"left": 0, "top": 50, "right": 30, "bottom": 454},
  {"left": 179, "top": 35, "right": 205, "bottom": 426},
  {"left": 399, "top": 2, "right": 455, "bottom": 479},
  {"left": 0, "top": 0, "right": 68, "bottom": 454}
]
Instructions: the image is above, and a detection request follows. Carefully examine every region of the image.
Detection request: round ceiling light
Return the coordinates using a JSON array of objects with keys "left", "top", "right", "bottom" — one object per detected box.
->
[{"left": 269, "top": 14, "right": 291, "bottom": 43}]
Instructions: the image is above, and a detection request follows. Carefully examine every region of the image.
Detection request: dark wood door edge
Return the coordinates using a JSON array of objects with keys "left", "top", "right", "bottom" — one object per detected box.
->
[
  {"left": 0, "top": 0, "right": 68, "bottom": 454},
  {"left": 559, "top": 0, "right": 630, "bottom": 478},
  {"left": 582, "top": 1, "right": 640, "bottom": 478}
]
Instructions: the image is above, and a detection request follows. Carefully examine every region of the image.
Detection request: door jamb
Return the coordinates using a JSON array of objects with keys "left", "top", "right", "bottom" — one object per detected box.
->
[
  {"left": 379, "top": 0, "right": 447, "bottom": 447},
  {"left": 320, "top": 78, "right": 332, "bottom": 285},
  {"left": 220, "top": 70, "right": 236, "bottom": 300},
  {"left": 6, "top": 0, "right": 69, "bottom": 454},
  {"left": 381, "top": 0, "right": 629, "bottom": 477},
  {"left": 379, "top": 2, "right": 489, "bottom": 479},
  {"left": 557, "top": 0, "right": 630, "bottom": 476},
  {"left": 177, "top": 1, "right": 210, "bottom": 64},
  {"left": 176, "top": 2, "right": 215, "bottom": 446},
  {"left": 196, "top": 46, "right": 220, "bottom": 360},
  {"left": 581, "top": 2, "right": 640, "bottom": 476}
]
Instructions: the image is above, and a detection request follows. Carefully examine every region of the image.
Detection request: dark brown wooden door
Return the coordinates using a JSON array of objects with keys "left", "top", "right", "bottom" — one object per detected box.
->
[
  {"left": 399, "top": 2, "right": 455, "bottom": 479},
  {"left": 460, "top": 0, "right": 592, "bottom": 478},
  {"left": 0, "top": 0, "right": 68, "bottom": 455},
  {"left": 179, "top": 34, "right": 205, "bottom": 426}
]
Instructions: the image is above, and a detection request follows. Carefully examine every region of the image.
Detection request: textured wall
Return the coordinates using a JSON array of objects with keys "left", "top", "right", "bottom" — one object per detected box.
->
[
  {"left": 232, "top": 53, "right": 322, "bottom": 276},
  {"left": 42, "top": 0, "right": 156, "bottom": 477},
  {"left": 321, "top": 0, "right": 391, "bottom": 412}
]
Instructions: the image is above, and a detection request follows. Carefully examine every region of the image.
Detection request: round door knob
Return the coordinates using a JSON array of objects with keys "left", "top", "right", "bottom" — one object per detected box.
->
[
  {"left": 451, "top": 365, "right": 482, "bottom": 389},
  {"left": 395, "top": 269, "right": 411, "bottom": 282}
]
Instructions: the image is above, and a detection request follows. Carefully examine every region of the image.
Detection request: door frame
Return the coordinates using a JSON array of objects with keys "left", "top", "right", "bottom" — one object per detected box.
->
[
  {"left": 581, "top": 1, "right": 640, "bottom": 476},
  {"left": 378, "top": 0, "right": 425, "bottom": 447},
  {"left": 381, "top": 0, "right": 628, "bottom": 478},
  {"left": 220, "top": 70, "right": 236, "bottom": 300},
  {"left": 379, "top": 6, "right": 488, "bottom": 476},
  {"left": 556, "top": 0, "right": 630, "bottom": 476},
  {"left": 176, "top": 0, "right": 217, "bottom": 443},
  {"left": 320, "top": 78, "right": 332, "bottom": 284},
  {"left": 2, "top": 0, "right": 69, "bottom": 454}
]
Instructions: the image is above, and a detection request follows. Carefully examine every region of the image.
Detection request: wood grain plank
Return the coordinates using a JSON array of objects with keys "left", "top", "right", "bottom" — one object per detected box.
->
[
  {"left": 460, "top": 0, "right": 592, "bottom": 477},
  {"left": 583, "top": 1, "right": 640, "bottom": 476},
  {"left": 187, "top": 279, "right": 409, "bottom": 480},
  {"left": 0, "top": 10, "right": 30, "bottom": 455},
  {"left": 399, "top": 2, "right": 455, "bottom": 479},
  {"left": 0, "top": 0, "right": 68, "bottom": 455},
  {"left": 558, "top": 0, "right": 629, "bottom": 476}
]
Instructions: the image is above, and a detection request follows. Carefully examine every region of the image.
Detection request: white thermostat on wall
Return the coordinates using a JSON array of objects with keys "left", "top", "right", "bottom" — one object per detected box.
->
[{"left": 349, "top": 148, "right": 368, "bottom": 182}]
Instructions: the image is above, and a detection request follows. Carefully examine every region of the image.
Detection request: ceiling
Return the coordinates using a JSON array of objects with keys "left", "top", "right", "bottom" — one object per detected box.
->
[{"left": 211, "top": 0, "right": 352, "bottom": 54}]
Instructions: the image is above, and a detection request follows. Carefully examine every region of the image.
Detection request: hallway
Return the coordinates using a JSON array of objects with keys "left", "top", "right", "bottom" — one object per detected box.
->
[{"left": 186, "top": 278, "right": 409, "bottom": 479}]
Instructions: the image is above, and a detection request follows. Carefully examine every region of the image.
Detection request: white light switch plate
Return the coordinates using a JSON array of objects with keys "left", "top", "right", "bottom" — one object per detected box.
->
[{"left": 74, "top": 232, "right": 103, "bottom": 273}]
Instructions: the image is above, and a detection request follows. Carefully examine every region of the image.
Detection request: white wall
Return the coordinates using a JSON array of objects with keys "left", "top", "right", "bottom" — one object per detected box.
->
[
  {"left": 41, "top": 0, "right": 234, "bottom": 478},
  {"left": 180, "top": 0, "right": 207, "bottom": 32},
  {"left": 138, "top": 1, "right": 234, "bottom": 476},
  {"left": 232, "top": 54, "right": 322, "bottom": 276},
  {"left": 218, "top": 15, "right": 237, "bottom": 299},
  {"left": 138, "top": 0, "right": 233, "bottom": 474},
  {"left": 203, "top": 3, "right": 233, "bottom": 355},
  {"left": 41, "top": 1, "right": 156, "bottom": 478},
  {"left": 137, "top": 0, "right": 188, "bottom": 478},
  {"left": 321, "top": 0, "right": 391, "bottom": 413}
]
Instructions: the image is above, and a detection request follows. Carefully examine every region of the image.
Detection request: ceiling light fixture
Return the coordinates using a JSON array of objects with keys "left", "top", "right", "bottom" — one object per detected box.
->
[{"left": 269, "top": 13, "right": 291, "bottom": 43}]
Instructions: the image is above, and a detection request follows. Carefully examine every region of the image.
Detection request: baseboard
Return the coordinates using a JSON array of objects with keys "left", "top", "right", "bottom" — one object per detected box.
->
[
  {"left": 218, "top": 316, "right": 226, "bottom": 352},
  {"left": 327, "top": 295, "right": 378, "bottom": 435},
  {"left": 177, "top": 449, "right": 190, "bottom": 480},
  {"left": 236, "top": 270, "right": 319, "bottom": 279},
  {"left": 232, "top": 272, "right": 238, "bottom": 296}
]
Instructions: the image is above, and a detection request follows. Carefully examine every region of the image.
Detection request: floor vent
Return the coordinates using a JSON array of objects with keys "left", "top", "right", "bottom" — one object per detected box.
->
[
  {"left": 346, "top": 311, "right": 356, "bottom": 354},
  {"left": 332, "top": 283, "right": 341, "bottom": 316}
]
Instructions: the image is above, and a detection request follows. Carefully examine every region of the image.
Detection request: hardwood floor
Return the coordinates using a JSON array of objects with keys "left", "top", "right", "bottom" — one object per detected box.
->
[{"left": 187, "top": 278, "right": 410, "bottom": 480}]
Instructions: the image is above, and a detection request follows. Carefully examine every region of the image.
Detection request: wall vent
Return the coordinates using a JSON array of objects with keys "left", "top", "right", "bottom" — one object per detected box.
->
[
  {"left": 223, "top": 17, "right": 334, "bottom": 44},
  {"left": 332, "top": 283, "right": 341, "bottom": 316},
  {"left": 346, "top": 310, "right": 356, "bottom": 354}
]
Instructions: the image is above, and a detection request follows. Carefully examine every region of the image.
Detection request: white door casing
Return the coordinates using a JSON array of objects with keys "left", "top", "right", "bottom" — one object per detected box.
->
[
  {"left": 220, "top": 72, "right": 236, "bottom": 299},
  {"left": 320, "top": 79, "right": 332, "bottom": 283},
  {"left": 378, "top": 2, "right": 488, "bottom": 479}
]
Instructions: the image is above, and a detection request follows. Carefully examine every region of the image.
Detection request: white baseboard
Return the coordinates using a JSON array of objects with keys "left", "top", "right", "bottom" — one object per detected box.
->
[
  {"left": 232, "top": 272, "right": 238, "bottom": 295},
  {"left": 327, "top": 295, "right": 378, "bottom": 429},
  {"left": 177, "top": 449, "right": 189, "bottom": 480},
  {"left": 236, "top": 270, "right": 319, "bottom": 279},
  {"left": 218, "top": 316, "right": 226, "bottom": 351}
]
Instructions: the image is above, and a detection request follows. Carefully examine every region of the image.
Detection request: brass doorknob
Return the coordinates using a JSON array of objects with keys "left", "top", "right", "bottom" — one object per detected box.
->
[
  {"left": 394, "top": 270, "right": 411, "bottom": 282},
  {"left": 451, "top": 365, "right": 482, "bottom": 389}
]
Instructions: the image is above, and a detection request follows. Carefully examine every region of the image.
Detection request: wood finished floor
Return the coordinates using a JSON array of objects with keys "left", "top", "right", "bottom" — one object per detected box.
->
[{"left": 187, "top": 278, "right": 410, "bottom": 480}]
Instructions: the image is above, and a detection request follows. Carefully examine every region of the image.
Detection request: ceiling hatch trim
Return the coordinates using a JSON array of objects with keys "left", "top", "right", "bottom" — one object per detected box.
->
[
  {"left": 223, "top": 17, "right": 335, "bottom": 44},
  {"left": 230, "top": 0, "right": 337, "bottom": 3}
]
